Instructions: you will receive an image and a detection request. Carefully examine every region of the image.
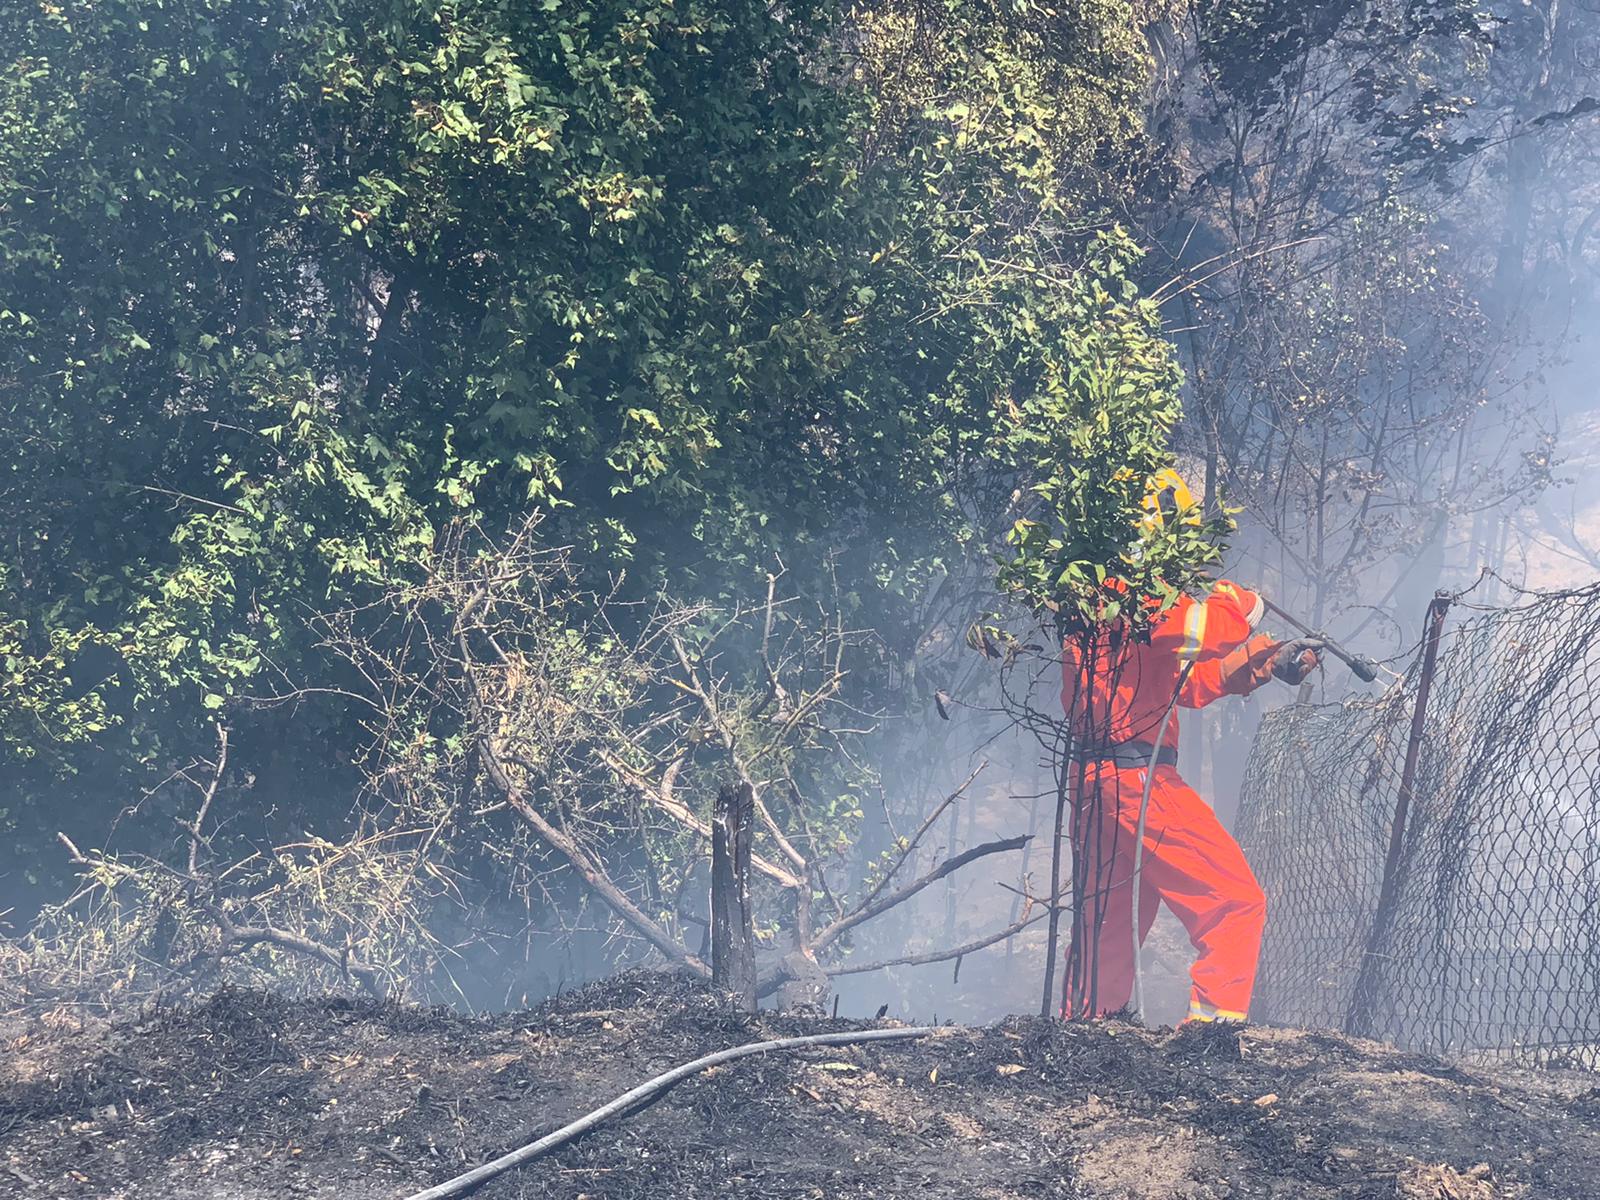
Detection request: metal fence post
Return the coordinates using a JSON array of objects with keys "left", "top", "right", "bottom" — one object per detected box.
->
[{"left": 1343, "top": 591, "right": 1452, "bottom": 1037}]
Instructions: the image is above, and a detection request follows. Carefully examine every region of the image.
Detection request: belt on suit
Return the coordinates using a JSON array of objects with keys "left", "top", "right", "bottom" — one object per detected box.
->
[{"left": 1073, "top": 741, "right": 1177, "bottom": 769}]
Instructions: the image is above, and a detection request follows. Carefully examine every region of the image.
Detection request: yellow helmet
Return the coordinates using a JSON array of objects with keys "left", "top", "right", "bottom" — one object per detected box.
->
[{"left": 1140, "top": 467, "right": 1199, "bottom": 530}]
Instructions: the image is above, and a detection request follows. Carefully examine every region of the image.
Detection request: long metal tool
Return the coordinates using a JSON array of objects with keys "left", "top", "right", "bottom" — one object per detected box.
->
[{"left": 1261, "top": 597, "right": 1379, "bottom": 683}]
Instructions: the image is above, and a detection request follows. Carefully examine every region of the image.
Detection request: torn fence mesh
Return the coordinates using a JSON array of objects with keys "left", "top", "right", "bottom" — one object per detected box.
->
[{"left": 1235, "top": 582, "right": 1600, "bottom": 1063}]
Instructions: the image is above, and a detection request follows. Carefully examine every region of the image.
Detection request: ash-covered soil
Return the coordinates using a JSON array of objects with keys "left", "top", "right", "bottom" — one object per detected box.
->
[{"left": 3, "top": 972, "right": 1598, "bottom": 1200}]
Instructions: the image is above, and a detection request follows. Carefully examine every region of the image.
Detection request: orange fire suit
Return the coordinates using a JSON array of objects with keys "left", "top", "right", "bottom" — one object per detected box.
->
[{"left": 1060, "top": 581, "right": 1280, "bottom": 1023}]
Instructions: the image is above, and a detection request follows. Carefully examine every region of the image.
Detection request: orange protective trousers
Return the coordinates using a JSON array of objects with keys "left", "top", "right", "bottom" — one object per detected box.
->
[{"left": 1064, "top": 760, "right": 1266, "bottom": 1022}]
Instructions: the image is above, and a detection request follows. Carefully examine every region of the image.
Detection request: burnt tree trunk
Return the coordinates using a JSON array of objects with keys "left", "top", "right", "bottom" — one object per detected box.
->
[{"left": 711, "top": 781, "right": 757, "bottom": 1010}]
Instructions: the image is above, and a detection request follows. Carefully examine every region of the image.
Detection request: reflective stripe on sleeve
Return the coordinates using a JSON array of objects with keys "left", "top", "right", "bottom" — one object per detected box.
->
[{"left": 1178, "top": 602, "right": 1205, "bottom": 661}]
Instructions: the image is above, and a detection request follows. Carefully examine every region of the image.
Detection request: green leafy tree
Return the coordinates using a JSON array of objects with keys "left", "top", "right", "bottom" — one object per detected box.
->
[
  {"left": 0, "top": 0, "right": 1189, "bottom": 907},
  {"left": 994, "top": 231, "right": 1227, "bottom": 635}
]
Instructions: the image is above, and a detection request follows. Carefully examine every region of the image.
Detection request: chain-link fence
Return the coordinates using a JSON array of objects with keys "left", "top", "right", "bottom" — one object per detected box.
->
[{"left": 1235, "top": 582, "right": 1600, "bottom": 1064}]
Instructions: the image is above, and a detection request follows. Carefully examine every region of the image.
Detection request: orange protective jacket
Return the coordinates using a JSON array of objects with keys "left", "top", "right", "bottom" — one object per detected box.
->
[{"left": 1060, "top": 580, "right": 1273, "bottom": 751}]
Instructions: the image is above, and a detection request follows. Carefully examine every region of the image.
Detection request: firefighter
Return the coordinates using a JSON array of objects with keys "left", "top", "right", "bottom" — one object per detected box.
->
[{"left": 1060, "top": 468, "right": 1320, "bottom": 1024}]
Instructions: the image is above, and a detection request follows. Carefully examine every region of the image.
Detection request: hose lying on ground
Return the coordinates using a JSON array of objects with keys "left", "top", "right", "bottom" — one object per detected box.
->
[{"left": 400, "top": 1024, "right": 937, "bottom": 1200}]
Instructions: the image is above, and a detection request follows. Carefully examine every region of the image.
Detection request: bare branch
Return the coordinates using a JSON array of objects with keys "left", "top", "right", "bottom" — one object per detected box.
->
[
  {"left": 825, "top": 907, "right": 1049, "bottom": 977},
  {"left": 599, "top": 751, "right": 805, "bottom": 889},
  {"left": 669, "top": 635, "right": 809, "bottom": 874},
  {"left": 187, "top": 723, "right": 228, "bottom": 879},
  {"left": 461, "top": 633, "right": 710, "bottom": 977},
  {"left": 56, "top": 833, "right": 137, "bottom": 878},
  {"left": 810, "top": 835, "right": 1032, "bottom": 955},
  {"left": 213, "top": 914, "right": 387, "bottom": 998},
  {"left": 850, "top": 761, "right": 986, "bottom": 917}
]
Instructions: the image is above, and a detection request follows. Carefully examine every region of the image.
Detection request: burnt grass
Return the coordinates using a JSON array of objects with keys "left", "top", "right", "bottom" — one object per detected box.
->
[{"left": 2, "top": 972, "right": 1598, "bottom": 1199}]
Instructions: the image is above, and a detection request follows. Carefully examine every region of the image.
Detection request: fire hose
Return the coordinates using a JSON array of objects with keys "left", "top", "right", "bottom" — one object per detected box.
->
[{"left": 399, "top": 1025, "right": 935, "bottom": 1200}]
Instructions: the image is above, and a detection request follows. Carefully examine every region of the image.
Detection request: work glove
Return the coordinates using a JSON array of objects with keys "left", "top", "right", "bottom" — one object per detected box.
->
[{"left": 1270, "top": 637, "right": 1324, "bottom": 685}]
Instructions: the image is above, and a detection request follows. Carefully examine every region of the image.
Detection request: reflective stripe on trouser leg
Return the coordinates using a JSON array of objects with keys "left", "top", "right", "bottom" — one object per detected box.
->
[{"left": 1187, "top": 997, "right": 1248, "bottom": 1023}]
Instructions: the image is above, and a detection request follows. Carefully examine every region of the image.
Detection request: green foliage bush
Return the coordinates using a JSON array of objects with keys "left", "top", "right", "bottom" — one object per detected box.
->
[{"left": 0, "top": 0, "right": 1208, "bottom": 897}]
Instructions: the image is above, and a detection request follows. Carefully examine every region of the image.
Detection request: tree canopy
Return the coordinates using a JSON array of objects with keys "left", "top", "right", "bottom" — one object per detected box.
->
[{"left": 1, "top": 0, "right": 1193, "bottom": 877}]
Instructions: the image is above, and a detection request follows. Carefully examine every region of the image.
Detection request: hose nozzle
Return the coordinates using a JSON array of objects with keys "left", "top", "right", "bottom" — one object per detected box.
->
[{"left": 1260, "top": 597, "right": 1378, "bottom": 685}]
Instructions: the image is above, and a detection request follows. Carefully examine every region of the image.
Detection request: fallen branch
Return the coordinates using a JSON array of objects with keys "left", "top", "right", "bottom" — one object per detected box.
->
[
  {"left": 56, "top": 832, "right": 390, "bottom": 999},
  {"left": 477, "top": 738, "right": 712, "bottom": 978},
  {"left": 399, "top": 1025, "right": 936, "bottom": 1200},
  {"left": 458, "top": 630, "right": 711, "bottom": 977},
  {"left": 825, "top": 907, "right": 1049, "bottom": 977},
  {"left": 214, "top": 916, "right": 387, "bottom": 999},
  {"left": 56, "top": 833, "right": 138, "bottom": 880},
  {"left": 810, "top": 834, "right": 1031, "bottom": 955}
]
